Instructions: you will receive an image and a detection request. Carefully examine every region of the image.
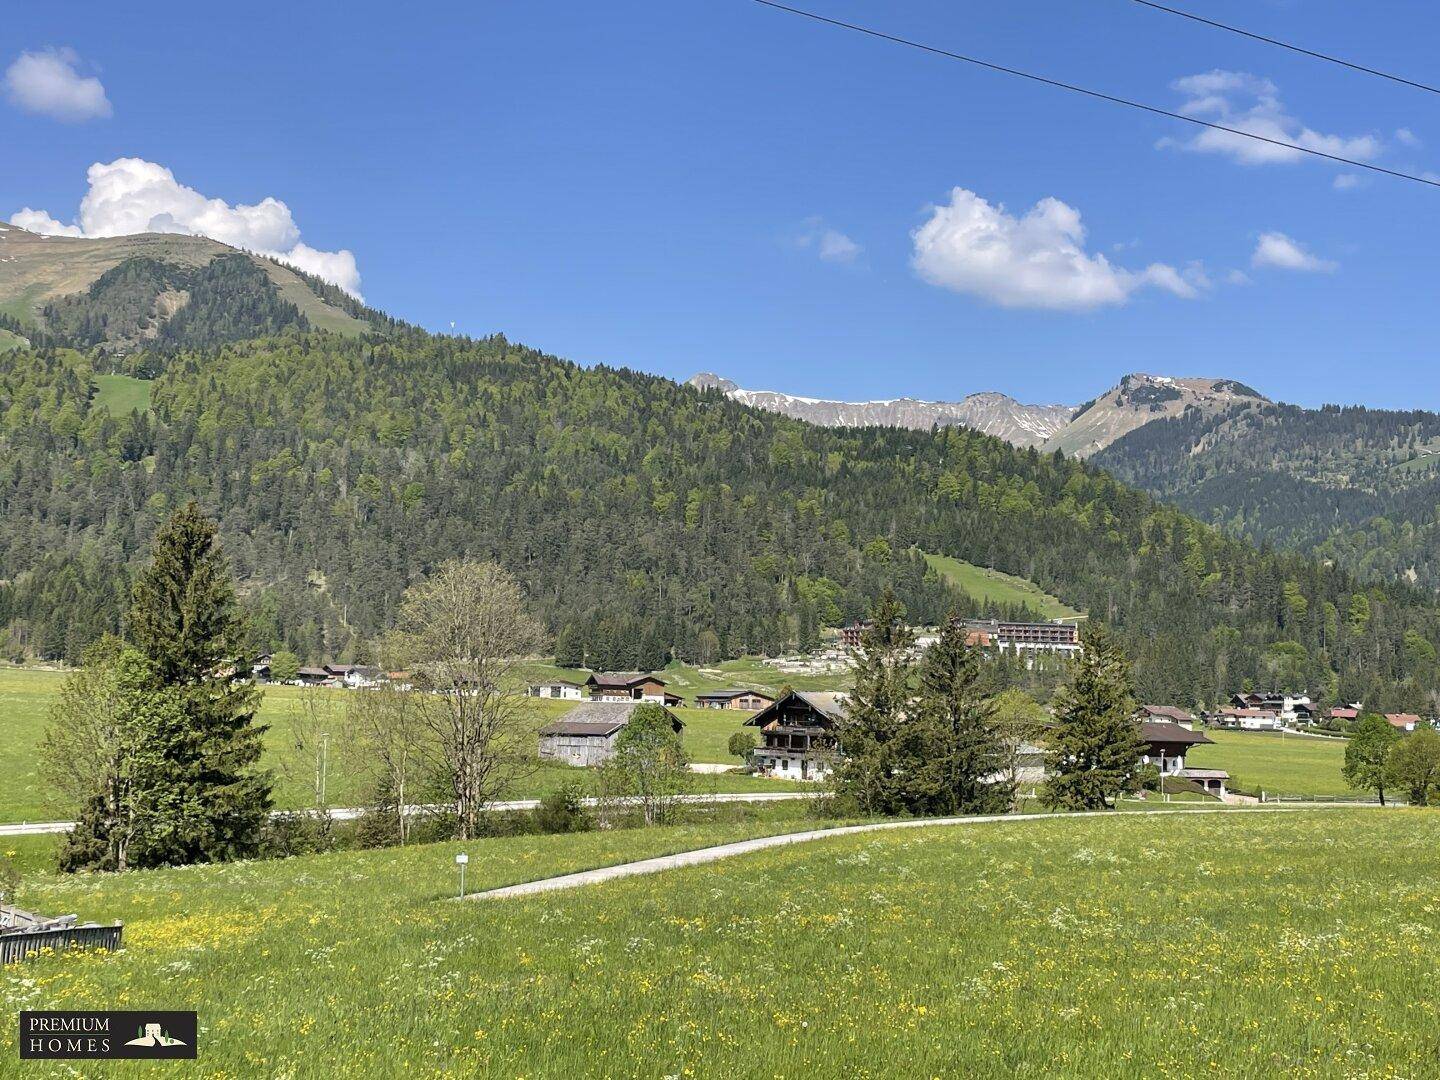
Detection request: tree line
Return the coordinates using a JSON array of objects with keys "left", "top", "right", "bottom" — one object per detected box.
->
[{"left": 2, "top": 326, "right": 1438, "bottom": 711}]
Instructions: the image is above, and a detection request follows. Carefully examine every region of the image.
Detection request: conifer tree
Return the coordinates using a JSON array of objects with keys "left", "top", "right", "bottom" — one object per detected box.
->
[
  {"left": 913, "top": 618, "right": 1012, "bottom": 814},
  {"left": 126, "top": 502, "right": 272, "bottom": 864},
  {"left": 835, "top": 589, "right": 916, "bottom": 814},
  {"left": 1044, "top": 625, "right": 1145, "bottom": 810}
]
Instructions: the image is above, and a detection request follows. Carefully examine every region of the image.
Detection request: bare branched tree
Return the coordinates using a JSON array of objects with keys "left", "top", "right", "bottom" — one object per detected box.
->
[
  {"left": 280, "top": 688, "right": 343, "bottom": 813},
  {"left": 345, "top": 684, "right": 435, "bottom": 844},
  {"left": 378, "top": 560, "right": 546, "bottom": 839}
]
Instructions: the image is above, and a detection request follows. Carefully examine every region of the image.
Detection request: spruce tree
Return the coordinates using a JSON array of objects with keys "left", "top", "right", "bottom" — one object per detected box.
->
[
  {"left": 1044, "top": 625, "right": 1145, "bottom": 810},
  {"left": 127, "top": 502, "right": 272, "bottom": 864},
  {"left": 913, "top": 618, "right": 1012, "bottom": 815},
  {"left": 835, "top": 589, "right": 915, "bottom": 815}
]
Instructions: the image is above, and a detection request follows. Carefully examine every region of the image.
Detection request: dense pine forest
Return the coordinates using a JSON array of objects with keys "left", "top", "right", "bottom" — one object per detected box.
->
[
  {"left": 1095, "top": 402, "right": 1440, "bottom": 593},
  {"left": 1, "top": 318, "right": 1438, "bottom": 710}
]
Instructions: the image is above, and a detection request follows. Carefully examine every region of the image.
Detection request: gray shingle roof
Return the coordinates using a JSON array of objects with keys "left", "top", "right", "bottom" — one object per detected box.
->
[{"left": 538, "top": 700, "right": 684, "bottom": 737}]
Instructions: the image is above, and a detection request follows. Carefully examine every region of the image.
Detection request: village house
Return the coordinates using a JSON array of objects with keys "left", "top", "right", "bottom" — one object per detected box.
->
[
  {"left": 1386, "top": 713, "right": 1423, "bottom": 733},
  {"left": 1229, "top": 692, "right": 1313, "bottom": 724},
  {"left": 537, "top": 701, "right": 685, "bottom": 767},
  {"left": 528, "top": 680, "right": 585, "bottom": 700},
  {"left": 1214, "top": 708, "right": 1281, "bottom": 731},
  {"left": 693, "top": 688, "right": 777, "bottom": 711},
  {"left": 584, "top": 672, "right": 682, "bottom": 706},
  {"left": 296, "top": 666, "right": 330, "bottom": 687},
  {"left": 1135, "top": 711, "right": 1228, "bottom": 797},
  {"left": 745, "top": 690, "right": 847, "bottom": 781}
]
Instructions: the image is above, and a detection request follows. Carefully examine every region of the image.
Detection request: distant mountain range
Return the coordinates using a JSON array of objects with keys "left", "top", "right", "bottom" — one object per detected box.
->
[{"left": 689, "top": 372, "right": 1268, "bottom": 458}]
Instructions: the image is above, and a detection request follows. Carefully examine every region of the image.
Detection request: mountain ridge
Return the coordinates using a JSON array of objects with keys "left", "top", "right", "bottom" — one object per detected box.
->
[{"left": 689, "top": 371, "right": 1268, "bottom": 457}]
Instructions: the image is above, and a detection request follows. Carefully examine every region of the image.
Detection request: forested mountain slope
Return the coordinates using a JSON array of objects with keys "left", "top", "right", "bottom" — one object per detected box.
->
[
  {"left": 1095, "top": 402, "right": 1440, "bottom": 593},
  {"left": 2, "top": 328, "right": 1438, "bottom": 710}
]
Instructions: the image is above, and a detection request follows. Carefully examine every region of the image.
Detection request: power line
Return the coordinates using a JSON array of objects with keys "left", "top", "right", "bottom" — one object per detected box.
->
[
  {"left": 1131, "top": 0, "right": 1440, "bottom": 97},
  {"left": 750, "top": 0, "right": 1440, "bottom": 190}
]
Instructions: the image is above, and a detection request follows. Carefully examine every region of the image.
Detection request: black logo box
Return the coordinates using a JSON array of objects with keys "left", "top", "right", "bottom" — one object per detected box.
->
[{"left": 19, "top": 1011, "right": 197, "bottom": 1060}]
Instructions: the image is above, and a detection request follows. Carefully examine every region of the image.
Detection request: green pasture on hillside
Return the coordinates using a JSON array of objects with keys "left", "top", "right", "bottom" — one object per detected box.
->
[
  {"left": 920, "top": 551, "right": 1082, "bottom": 620},
  {"left": 92, "top": 373, "right": 153, "bottom": 414}
]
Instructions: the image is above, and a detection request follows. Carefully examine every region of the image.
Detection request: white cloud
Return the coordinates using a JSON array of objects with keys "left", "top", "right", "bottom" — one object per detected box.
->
[
  {"left": 9, "top": 208, "right": 82, "bottom": 236},
  {"left": 1332, "top": 174, "right": 1365, "bottom": 192},
  {"left": 1162, "top": 70, "right": 1380, "bottom": 166},
  {"left": 910, "top": 187, "right": 1197, "bottom": 311},
  {"left": 1251, "top": 231, "right": 1336, "bottom": 273},
  {"left": 1396, "top": 127, "right": 1421, "bottom": 148},
  {"left": 4, "top": 47, "right": 111, "bottom": 122},
  {"left": 794, "top": 217, "right": 862, "bottom": 264},
  {"left": 1226, "top": 269, "right": 1253, "bottom": 286},
  {"left": 9, "top": 158, "right": 362, "bottom": 297}
]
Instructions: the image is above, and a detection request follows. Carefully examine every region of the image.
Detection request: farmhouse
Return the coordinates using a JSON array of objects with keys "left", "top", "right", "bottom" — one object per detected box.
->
[
  {"left": 1136, "top": 715, "right": 1227, "bottom": 796},
  {"left": 537, "top": 701, "right": 685, "bottom": 767},
  {"left": 1386, "top": 713, "right": 1423, "bottom": 732},
  {"left": 1214, "top": 708, "right": 1281, "bottom": 731},
  {"left": 694, "top": 688, "right": 776, "bottom": 711},
  {"left": 296, "top": 666, "right": 330, "bottom": 686},
  {"left": 529, "top": 680, "right": 584, "bottom": 700},
  {"left": 585, "top": 672, "right": 681, "bottom": 706},
  {"left": 745, "top": 690, "right": 846, "bottom": 781},
  {"left": 1137, "top": 718, "right": 1213, "bottom": 773}
]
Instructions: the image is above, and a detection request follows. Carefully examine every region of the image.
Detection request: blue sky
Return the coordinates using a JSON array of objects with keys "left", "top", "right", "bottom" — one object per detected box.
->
[{"left": 3, "top": 0, "right": 1438, "bottom": 409}]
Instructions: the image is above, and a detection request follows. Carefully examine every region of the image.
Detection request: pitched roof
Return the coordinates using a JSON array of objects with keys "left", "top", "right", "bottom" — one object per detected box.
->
[
  {"left": 1138, "top": 721, "right": 1212, "bottom": 746},
  {"left": 745, "top": 690, "right": 850, "bottom": 727},
  {"left": 537, "top": 700, "right": 684, "bottom": 737},
  {"left": 695, "top": 688, "right": 775, "bottom": 700},
  {"left": 1139, "top": 705, "right": 1195, "bottom": 723},
  {"left": 1385, "top": 713, "right": 1422, "bottom": 727},
  {"left": 585, "top": 672, "right": 666, "bottom": 689}
]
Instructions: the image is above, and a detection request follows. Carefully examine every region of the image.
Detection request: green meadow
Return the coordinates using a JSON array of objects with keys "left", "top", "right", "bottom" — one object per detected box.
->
[
  {"left": 1186, "top": 729, "right": 1359, "bottom": 799},
  {"left": 0, "top": 667, "right": 1366, "bottom": 824},
  {"left": 2, "top": 809, "right": 1433, "bottom": 1077},
  {"left": 91, "top": 373, "right": 153, "bottom": 415},
  {"left": 0, "top": 667, "right": 801, "bottom": 824}
]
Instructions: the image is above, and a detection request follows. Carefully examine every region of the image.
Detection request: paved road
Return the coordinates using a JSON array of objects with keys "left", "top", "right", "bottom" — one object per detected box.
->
[
  {"left": 0, "top": 791, "right": 815, "bottom": 838},
  {"left": 467, "top": 804, "right": 1369, "bottom": 900}
]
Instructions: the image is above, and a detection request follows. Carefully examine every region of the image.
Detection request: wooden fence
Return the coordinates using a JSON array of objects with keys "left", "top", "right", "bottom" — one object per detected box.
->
[{"left": 0, "top": 923, "right": 123, "bottom": 964}]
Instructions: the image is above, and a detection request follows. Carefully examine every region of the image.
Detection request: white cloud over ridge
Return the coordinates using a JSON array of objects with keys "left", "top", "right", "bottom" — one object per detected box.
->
[
  {"left": 4, "top": 47, "right": 111, "bottom": 122},
  {"left": 10, "top": 158, "right": 361, "bottom": 297},
  {"left": 1162, "top": 70, "right": 1380, "bottom": 166},
  {"left": 1252, "top": 231, "right": 1336, "bottom": 273},
  {"left": 911, "top": 188, "right": 1198, "bottom": 312}
]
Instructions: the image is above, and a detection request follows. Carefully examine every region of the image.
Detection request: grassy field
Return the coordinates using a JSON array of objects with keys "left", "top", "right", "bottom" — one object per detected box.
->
[
  {"left": 92, "top": 373, "right": 153, "bottom": 414},
  {"left": 1187, "top": 729, "right": 1358, "bottom": 798},
  {"left": 921, "top": 551, "right": 1083, "bottom": 620},
  {"left": 3, "top": 809, "right": 1435, "bottom": 1076},
  {"left": 0, "top": 668, "right": 803, "bottom": 823}
]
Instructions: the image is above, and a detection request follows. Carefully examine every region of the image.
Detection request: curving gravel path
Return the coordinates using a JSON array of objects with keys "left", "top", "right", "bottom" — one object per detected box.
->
[{"left": 467, "top": 804, "right": 1353, "bottom": 900}]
